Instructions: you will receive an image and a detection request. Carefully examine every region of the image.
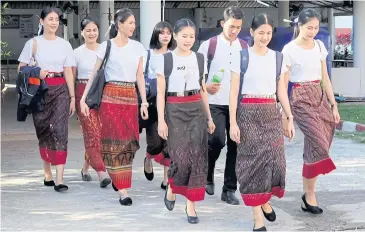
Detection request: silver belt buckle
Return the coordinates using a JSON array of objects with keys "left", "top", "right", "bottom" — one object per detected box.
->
[{"left": 177, "top": 92, "right": 184, "bottom": 97}]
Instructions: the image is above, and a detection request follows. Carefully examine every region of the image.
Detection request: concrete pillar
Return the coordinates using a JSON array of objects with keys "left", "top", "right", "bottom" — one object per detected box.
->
[
  {"left": 278, "top": 0, "right": 290, "bottom": 27},
  {"left": 194, "top": 8, "right": 203, "bottom": 29},
  {"left": 99, "top": 0, "right": 114, "bottom": 42},
  {"left": 63, "top": 12, "right": 68, "bottom": 40},
  {"left": 67, "top": 12, "right": 74, "bottom": 40},
  {"left": 327, "top": 8, "right": 335, "bottom": 59},
  {"left": 140, "top": 0, "right": 161, "bottom": 48},
  {"left": 353, "top": 1, "right": 365, "bottom": 97},
  {"left": 78, "top": 0, "right": 89, "bottom": 38}
]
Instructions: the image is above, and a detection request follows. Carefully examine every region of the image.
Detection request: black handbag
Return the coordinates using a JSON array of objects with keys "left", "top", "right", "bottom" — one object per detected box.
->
[{"left": 85, "top": 40, "right": 111, "bottom": 109}]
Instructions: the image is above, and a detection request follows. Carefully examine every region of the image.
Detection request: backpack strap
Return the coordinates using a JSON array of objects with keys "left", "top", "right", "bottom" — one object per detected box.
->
[
  {"left": 237, "top": 48, "right": 249, "bottom": 107},
  {"left": 206, "top": 36, "right": 218, "bottom": 82},
  {"left": 239, "top": 39, "right": 248, "bottom": 49},
  {"left": 101, "top": 40, "right": 111, "bottom": 69},
  {"left": 163, "top": 52, "right": 173, "bottom": 98},
  {"left": 196, "top": 52, "right": 205, "bottom": 86},
  {"left": 144, "top": 49, "right": 151, "bottom": 76},
  {"left": 32, "top": 39, "right": 37, "bottom": 59},
  {"left": 316, "top": 39, "right": 322, "bottom": 53}
]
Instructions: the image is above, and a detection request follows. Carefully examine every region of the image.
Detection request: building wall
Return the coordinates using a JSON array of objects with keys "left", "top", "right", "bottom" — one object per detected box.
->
[{"left": 2, "top": 6, "right": 327, "bottom": 60}]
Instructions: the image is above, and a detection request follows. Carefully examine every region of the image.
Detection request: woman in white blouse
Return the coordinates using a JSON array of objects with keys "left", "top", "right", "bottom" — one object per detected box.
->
[
  {"left": 282, "top": 9, "right": 340, "bottom": 215},
  {"left": 230, "top": 13, "right": 294, "bottom": 231},
  {"left": 156, "top": 18, "right": 215, "bottom": 224},
  {"left": 141, "top": 21, "right": 175, "bottom": 190},
  {"left": 18, "top": 7, "right": 76, "bottom": 192},
  {"left": 80, "top": 8, "right": 148, "bottom": 206},
  {"left": 72, "top": 17, "right": 111, "bottom": 188}
]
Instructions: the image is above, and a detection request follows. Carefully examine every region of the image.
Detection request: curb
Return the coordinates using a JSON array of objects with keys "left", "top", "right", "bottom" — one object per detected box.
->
[{"left": 336, "top": 120, "right": 365, "bottom": 132}]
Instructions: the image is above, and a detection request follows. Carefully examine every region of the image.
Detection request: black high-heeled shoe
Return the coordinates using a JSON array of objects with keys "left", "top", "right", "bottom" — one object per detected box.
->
[
  {"left": 301, "top": 194, "right": 323, "bottom": 214},
  {"left": 44, "top": 179, "right": 55, "bottom": 187},
  {"left": 253, "top": 226, "right": 267, "bottom": 231},
  {"left": 185, "top": 206, "right": 199, "bottom": 224},
  {"left": 144, "top": 157, "right": 154, "bottom": 181},
  {"left": 261, "top": 204, "right": 276, "bottom": 222},
  {"left": 164, "top": 183, "right": 175, "bottom": 211},
  {"left": 161, "top": 182, "right": 167, "bottom": 190}
]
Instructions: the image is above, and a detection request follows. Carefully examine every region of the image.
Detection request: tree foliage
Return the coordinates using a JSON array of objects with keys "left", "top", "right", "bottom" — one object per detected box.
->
[{"left": 1, "top": 2, "right": 11, "bottom": 58}]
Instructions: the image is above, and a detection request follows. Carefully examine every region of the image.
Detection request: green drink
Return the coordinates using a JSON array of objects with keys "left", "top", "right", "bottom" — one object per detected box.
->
[{"left": 212, "top": 69, "right": 224, "bottom": 84}]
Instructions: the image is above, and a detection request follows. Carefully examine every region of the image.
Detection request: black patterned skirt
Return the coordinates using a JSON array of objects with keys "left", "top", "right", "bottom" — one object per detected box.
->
[
  {"left": 33, "top": 77, "right": 69, "bottom": 165},
  {"left": 236, "top": 97, "right": 286, "bottom": 206},
  {"left": 166, "top": 94, "right": 208, "bottom": 202}
]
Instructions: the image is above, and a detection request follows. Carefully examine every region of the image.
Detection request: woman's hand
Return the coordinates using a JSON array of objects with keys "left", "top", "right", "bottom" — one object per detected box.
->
[
  {"left": 229, "top": 122, "right": 240, "bottom": 144},
  {"left": 158, "top": 120, "right": 168, "bottom": 140},
  {"left": 69, "top": 97, "right": 76, "bottom": 117},
  {"left": 286, "top": 118, "right": 295, "bottom": 142},
  {"left": 332, "top": 104, "right": 341, "bottom": 124},
  {"left": 80, "top": 99, "right": 90, "bottom": 117},
  {"left": 140, "top": 103, "right": 149, "bottom": 120},
  {"left": 207, "top": 118, "right": 215, "bottom": 134},
  {"left": 39, "top": 70, "right": 48, "bottom": 80}
]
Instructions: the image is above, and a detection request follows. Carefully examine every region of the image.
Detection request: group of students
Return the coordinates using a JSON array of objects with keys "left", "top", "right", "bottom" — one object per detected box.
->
[{"left": 18, "top": 5, "right": 341, "bottom": 231}]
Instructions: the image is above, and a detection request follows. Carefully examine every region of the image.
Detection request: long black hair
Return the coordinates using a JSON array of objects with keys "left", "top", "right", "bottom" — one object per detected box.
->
[
  {"left": 39, "top": 7, "right": 62, "bottom": 35},
  {"left": 293, "top": 9, "right": 321, "bottom": 39},
  {"left": 149, "top": 21, "right": 176, "bottom": 50},
  {"left": 109, "top": 8, "right": 134, "bottom": 39},
  {"left": 250, "top": 13, "right": 274, "bottom": 46}
]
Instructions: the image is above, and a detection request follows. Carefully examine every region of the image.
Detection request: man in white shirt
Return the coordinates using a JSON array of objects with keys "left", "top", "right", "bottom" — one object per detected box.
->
[{"left": 198, "top": 6, "right": 247, "bottom": 205}]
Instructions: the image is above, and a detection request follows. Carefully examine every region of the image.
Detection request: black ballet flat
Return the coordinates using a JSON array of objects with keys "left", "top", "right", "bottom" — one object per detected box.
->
[
  {"left": 44, "top": 179, "right": 55, "bottom": 187},
  {"left": 112, "top": 183, "right": 119, "bottom": 192},
  {"left": 81, "top": 169, "right": 92, "bottom": 181},
  {"left": 253, "top": 226, "right": 267, "bottom": 231},
  {"left": 143, "top": 157, "right": 154, "bottom": 181},
  {"left": 161, "top": 182, "right": 167, "bottom": 190},
  {"left": 301, "top": 194, "right": 323, "bottom": 214},
  {"left": 164, "top": 183, "right": 175, "bottom": 211},
  {"left": 100, "top": 178, "right": 111, "bottom": 188},
  {"left": 185, "top": 206, "right": 199, "bottom": 224},
  {"left": 119, "top": 197, "right": 132, "bottom": 206},
  {"left": 54, "top": 184, "right": 68, "bottom": 192},
  {"left": 261, "top": 204, "right": 276, "bottom": 222}
]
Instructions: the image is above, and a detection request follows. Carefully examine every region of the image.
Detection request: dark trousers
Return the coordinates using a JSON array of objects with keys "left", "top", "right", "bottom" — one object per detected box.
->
[{"left": 207, "top": 104, "right": 237, "bottom": 192}]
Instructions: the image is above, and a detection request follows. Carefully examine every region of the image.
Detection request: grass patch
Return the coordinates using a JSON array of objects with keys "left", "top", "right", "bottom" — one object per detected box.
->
[
  {"left": 335, "top": 131, "right": 365, "bottom": 144},
  {"left": 338, "top": 104, "right": 365, "bottom": 124}
]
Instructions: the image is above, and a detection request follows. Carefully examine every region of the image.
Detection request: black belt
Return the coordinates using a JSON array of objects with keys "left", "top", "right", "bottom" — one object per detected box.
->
[
  {"left": 167, "top": 90, "right": 199, "bottom": 97},
  {"left": 46, "top": 72, "right": 63, "bottom": 78}
]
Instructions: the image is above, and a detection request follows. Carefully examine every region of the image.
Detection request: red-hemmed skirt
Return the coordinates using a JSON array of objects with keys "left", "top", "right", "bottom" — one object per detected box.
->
[
  {"left": 290, "top": 80, "right": 336, "bottom": 179},
  {"left": 166, "top": 94, "right": 208, "bottom": 202},
  {"left": 236, "top": 97, "right": 286, "bottom": 207},
  {"left": 99, "top": 82, "right": 139, "bottom": 190},
  {"left": 75, "top": 80, "right": 106, "bottom": 172},
  {"left": 33, "top": 77, "right": 69, "bottom": 165}
]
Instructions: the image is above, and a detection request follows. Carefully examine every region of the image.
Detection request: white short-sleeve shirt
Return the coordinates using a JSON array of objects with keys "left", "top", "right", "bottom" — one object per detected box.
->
[
  {"left": 96, "top": 39, "right": 145, "bottom": 82},
  {"left": 155, "top": 51, "right": 208, "bottom": 92},
  {"left": 198, "top": 34, "right": 245, "bottom": 105},
  {"left": 18, "top": 36, "right": 75, "bottom": 72},
  {"left": 142, "top": 49, "right": 167, "bottom": 80},
  {"left": 282, "top": 40, "right": 328, "bottom": 82},
  {"left": 231, "top": 48, "right": 289, "bottom": 95},
  {"left": 74, "top": 44, "right": 98, "bottom": 80}
]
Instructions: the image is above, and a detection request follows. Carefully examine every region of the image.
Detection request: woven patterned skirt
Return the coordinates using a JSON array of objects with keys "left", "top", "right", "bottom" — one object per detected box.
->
[
  {"left": 75, "top": 80, "right": 106, "bottom": 172},
  {"left": 236, "top": 97, "right": 286, "bottom": 207},
  {"left": 290, "top": 80, "right": 336, "bottom": 179},
  {"left": 166, "top": 94, "right": 208, "bottom": 202},
  {"left": 33, "top": 77, "right": 69, "bottom": 165},
  {"left": 99, "top": 82, "right": 140, "bottom": 190}
]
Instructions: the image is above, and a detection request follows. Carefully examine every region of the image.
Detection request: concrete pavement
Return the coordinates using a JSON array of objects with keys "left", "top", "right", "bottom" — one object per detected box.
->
[{"left": 1, "top": 88, "right": 365, "bottom": 231}]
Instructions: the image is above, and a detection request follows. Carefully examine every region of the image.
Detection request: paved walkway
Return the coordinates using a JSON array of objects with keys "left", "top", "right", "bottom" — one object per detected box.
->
[{"left": 1, "top": 88, "right": 365, "bottom": 231}]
